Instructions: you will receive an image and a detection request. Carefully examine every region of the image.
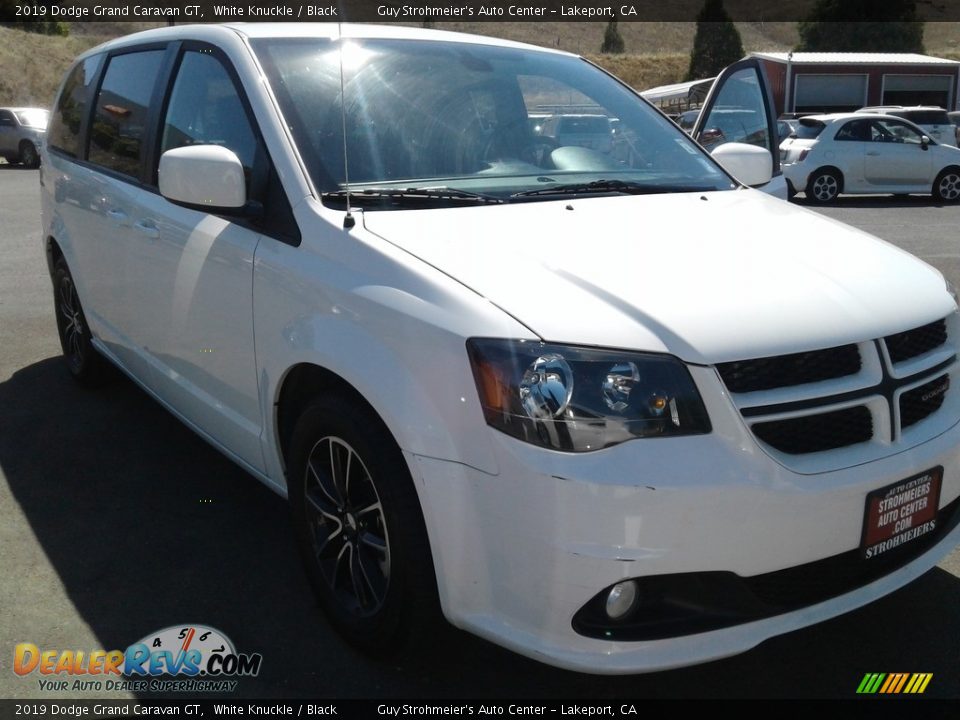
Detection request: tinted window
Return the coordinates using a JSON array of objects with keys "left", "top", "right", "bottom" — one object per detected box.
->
[
  {"left": 892, "top": 110, "right": 950, "bottom": 125},
  {"left": 0, "top": 110, "right": 15, "bottom": 125},
  {"left": 834, "top": 120, "right": 870, "bottom": 141},
  {"left": 48, "top": 55, "right": 103, "bottom": 157},
  {"left": 89, "top": 50, "right": 165, "bottom": 178},
  {"left": 161, "top": 51, "right": 259, "bottom": 178}
]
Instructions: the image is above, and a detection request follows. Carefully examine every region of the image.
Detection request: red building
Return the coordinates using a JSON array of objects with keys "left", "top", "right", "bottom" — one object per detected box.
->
[{"left": 750, "top": 52, "right": 960, "bottom": 115}]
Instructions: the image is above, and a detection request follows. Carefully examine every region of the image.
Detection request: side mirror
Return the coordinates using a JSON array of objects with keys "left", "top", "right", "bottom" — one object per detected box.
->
[
  {"left": 921, "top": 135, "right": 930, "bottom": 150},
  {"left": 159, "top": 145, "right": 247, "bottom": 211},
  {"left": 711, "top": 142, "right": 773, "bottom": 187}
]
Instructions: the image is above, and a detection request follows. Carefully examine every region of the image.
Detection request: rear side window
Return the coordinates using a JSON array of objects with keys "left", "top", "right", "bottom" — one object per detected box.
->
[
  {"left": 48, "top": 55, "right": 103, "bottom": 157},
  {"left": 88, "top": 50, "right": 165, "bottom": 178},
  {"left": 835, "top": 119, "right": 870, "bottom": 141}
]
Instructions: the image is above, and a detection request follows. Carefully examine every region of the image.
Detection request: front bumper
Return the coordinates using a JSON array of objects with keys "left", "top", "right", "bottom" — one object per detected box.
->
[{"left": 407, "top": 365, "right": 960, "bottom": 674}]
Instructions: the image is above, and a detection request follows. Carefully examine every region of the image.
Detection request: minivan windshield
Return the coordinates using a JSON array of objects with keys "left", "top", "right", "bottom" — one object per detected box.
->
[{"left": 252, "top": 38, "right": 734, "bottom": 204}]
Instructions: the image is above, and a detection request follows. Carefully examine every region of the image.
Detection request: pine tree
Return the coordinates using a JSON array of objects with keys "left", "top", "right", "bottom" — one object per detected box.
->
[
  {"left": 686, "top": 0, "right": 744, "bottom": 81},
  {"left": 797, "top": 0, "right": 923, "bottom": 52},
  {"left": 601, "top": 21, "right": 625, "bottom": 54}
]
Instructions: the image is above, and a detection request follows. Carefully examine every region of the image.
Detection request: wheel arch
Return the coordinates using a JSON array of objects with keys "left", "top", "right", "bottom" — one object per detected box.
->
[
  {"left": 275, "top": 363, "right": 399, "bottom": 477},
  {"left": 811, "top": 165, "right": 844, "bottom": 190},
  {"left": 45, "top": 236, "right": 64, "bottom": 276}
]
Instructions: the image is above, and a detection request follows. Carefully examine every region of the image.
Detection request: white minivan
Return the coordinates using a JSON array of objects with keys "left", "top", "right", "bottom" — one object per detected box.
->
[{"left": 42, "top": 24, "right": 960, "bottom": 674}]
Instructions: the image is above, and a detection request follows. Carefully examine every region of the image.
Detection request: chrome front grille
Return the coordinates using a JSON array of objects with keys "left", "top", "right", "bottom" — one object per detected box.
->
[{"left": 718, "top": 316, "right": 958, "bottom": 467}]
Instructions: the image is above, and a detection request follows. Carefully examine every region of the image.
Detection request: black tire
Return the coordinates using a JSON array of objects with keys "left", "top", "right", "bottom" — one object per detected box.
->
[
  {"left": 806, "top": 168, "right": 841, "bottom": 204},
  {"left": 785, "top": 179, "right": 797, "bottom": 201},
  {"left": 19, "top": 141, "right": 39, "bottom": 169},
  {"left": 52, "top": 255, "right": 111, "bottom": 386},
  {"left": 288, "top": 394, "right": 441, "bottom": 655},
  {"left": 933, "top": 167, "right": 960, "bottom": 203}
]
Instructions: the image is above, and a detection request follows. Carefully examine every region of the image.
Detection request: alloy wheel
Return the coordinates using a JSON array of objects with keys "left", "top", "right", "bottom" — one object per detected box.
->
[
  {"left": 58, "top": 274, "right": 85, "bottom": 372},
  {"left": 937, "top": 171, "right": 960, "bottom": 201},
  {"left": 811, "top": 173, "right": 838, "bottom": 202},
  {"left": 303, "top": 436, "right": 390, "bottom": 617}
]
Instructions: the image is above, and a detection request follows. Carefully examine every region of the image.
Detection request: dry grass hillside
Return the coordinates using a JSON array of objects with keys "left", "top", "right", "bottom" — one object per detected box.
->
[{"left": 1, "top": 21, "right": 959, "bottom": 107}]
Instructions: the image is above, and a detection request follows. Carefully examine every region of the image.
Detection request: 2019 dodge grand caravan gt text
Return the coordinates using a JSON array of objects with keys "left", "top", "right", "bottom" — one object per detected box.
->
[{"left": 41, "top": 23, "right": 960, "bottom": 674}]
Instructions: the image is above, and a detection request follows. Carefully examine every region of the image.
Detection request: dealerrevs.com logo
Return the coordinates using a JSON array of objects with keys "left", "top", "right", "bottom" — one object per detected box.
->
[{"left": 14, "top": 624, "right": 262, "bottom": 693}]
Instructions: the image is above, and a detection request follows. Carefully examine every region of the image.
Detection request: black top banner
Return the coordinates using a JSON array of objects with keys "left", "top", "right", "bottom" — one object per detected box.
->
[
  {"left": 1, "top": 699, "right": 959, "bottom": 718},
  {"left": 2, "top": 0, "right": 960, "bottom": 23}
]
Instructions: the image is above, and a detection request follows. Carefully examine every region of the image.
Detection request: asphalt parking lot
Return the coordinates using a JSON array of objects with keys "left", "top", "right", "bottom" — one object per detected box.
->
[{"left": 1, "top": 166, "right": 959, "bottom": 699}]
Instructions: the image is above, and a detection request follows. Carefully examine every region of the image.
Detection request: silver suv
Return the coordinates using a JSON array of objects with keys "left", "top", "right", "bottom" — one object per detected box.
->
[
  {"left": 856, "top": 106, "right": 957, "bottom": 148},
  {"left": 0, "top": 107, "right": 48, "bottom": 168}
]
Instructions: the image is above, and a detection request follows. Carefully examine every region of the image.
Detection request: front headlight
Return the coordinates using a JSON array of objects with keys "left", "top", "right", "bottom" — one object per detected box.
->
[{"left": 467, "top": 339, "right": 710, "bottom": 452}]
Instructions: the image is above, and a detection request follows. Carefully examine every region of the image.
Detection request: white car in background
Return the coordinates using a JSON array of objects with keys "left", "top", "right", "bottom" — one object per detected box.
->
[{"left": 780, "top": 113, "right": 960, "bottom": 203}]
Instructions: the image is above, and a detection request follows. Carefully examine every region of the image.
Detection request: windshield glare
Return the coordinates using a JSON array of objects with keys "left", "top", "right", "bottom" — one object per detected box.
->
[
  {"left": 16, "top": 109, "right": 48, "bottom": 129},
  {"left": 252, "top": 38, "right": 734, "bottom": 202}
]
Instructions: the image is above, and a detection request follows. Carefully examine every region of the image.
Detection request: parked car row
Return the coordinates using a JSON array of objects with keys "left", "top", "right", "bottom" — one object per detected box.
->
[{"left": 678, "top": 99, "right": 960, "bottom": 203}]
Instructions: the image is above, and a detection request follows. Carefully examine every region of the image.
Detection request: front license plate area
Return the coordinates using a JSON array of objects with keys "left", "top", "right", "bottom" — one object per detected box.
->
[{"left": 862, "top": 467, "right": 942, "bottom": 560}]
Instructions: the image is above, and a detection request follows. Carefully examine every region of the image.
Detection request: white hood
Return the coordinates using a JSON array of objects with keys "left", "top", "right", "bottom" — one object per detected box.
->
[{"left": 361, "top": 190, "right": 954, "bottom": 364}]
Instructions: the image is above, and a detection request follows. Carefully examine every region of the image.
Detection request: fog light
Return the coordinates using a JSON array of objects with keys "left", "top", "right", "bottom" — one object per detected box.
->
[{"left": 604, "top": 580, "right": 639, "bottom": 620}]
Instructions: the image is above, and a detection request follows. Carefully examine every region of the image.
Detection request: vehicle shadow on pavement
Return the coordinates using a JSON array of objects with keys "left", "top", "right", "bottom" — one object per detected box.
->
[
  {"left": 2, "top": 358, "right": 959, "bottom": 698},
  {"left": 796, "top": 194, "right": 957, "bottom": 209}
]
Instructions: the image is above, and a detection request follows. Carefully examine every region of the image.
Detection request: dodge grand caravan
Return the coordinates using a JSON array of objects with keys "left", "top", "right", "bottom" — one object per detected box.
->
[{"left": 42, "top": 24, "right": 960, "bottom": 674}]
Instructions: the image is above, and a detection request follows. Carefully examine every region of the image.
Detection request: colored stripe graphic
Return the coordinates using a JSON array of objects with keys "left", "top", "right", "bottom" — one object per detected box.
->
[
  {"left": 858, "top": 673, "right": 932, "bottom": 694},
  {"left": 893, "top": 673, "right": 909, "bottom": 693}
]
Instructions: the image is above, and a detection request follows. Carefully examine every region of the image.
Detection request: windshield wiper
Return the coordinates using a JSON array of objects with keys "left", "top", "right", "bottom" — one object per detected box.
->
[
  {"left": 511, "top": 179, "right": 710, "bottom": 198},
  {"left": 322, "top": 187, "right": 504, "bottom": 207}
]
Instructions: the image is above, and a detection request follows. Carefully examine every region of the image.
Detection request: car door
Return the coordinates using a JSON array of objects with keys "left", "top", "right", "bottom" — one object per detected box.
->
[
  {"left": 828, "top": 119, "right": 870, "bottom": 193},
  {"left": 125, "top": 44, "right": 271, "bottom": 473},
  {"left": 71, "top": 48, "right": 168, "bottom": 382},
  {"left": 864, "top": 118, "right": 933, "bottom": 189},
  {"left": 692, "top": 58, "right": 784, "bottom": 197}
]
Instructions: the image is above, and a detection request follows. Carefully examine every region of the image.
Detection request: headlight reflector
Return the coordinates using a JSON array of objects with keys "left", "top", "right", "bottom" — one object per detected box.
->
[
  {"left": 467, "top": 339, "right": 710, "bottom": 452},
  {"left": 519, "top": 354, "right": 574, "bottom": 418}
]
